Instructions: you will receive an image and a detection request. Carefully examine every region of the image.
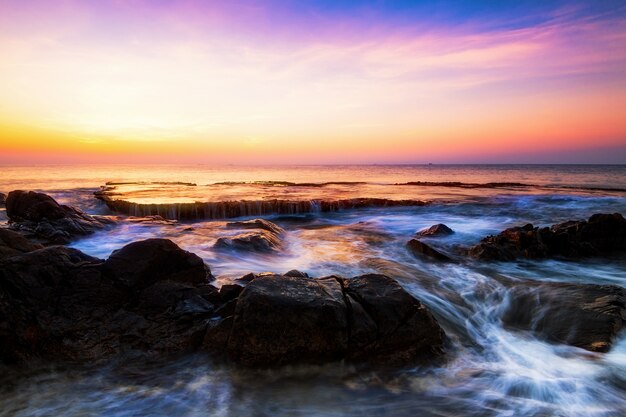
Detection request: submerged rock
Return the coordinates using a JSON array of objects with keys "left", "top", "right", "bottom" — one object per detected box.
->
[
  {"left": 5, "top": 190, "right": 114, "bottom": 244},
  {"left": 215, "top": 219, "right": 284, "bottom": 253},
  {"left": 226, "top": 218, "right": 284, "bottom": 235},
  {"left": 417, "top": 223, "right": 454, "bottom": 237},
  {"left": 470, "top": 213, "right": 626, "bottom": 260},
  {"left": 0, "top": 228, "right": 43, "bottom": 260},
  {"left": 407, "top": 239, "right": 453, "bottom": 262},
  {"left": 502, "top": 282, "right": 626, "bottom": 352},
  {"left": 214, "top": 230, "right": 282, "bottom": 253}
]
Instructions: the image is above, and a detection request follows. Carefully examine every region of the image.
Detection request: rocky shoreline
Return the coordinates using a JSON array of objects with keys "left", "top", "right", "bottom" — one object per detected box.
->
[{"left": 1, "top": 190, "right": 626, "bottom": 368}]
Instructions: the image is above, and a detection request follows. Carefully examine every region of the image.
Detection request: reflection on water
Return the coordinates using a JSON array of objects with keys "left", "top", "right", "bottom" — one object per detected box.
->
[{"left": 1, "top": 165, "right": 626, "bottom": 416}]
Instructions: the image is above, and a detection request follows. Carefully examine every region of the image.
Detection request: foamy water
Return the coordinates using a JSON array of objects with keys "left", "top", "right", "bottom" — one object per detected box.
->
[{"left": 1, "top": 164, "right": 625, "bottom": 417}]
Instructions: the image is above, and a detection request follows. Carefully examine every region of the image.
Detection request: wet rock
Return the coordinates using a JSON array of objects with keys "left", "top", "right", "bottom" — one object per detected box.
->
[
  {"left": 470, "top": 213, "right": 626, "bottom": 260},
  {"left": 217, "top": 274, "right": 445, "bottom": 366},
  {"left": 0, "top": 228, "right": 43, "bottom": 260},
  {"left": 0, "top": 239, "right": 445, "bottom": 368},
  {"left": 5, "top": 190, "right": 114, "bottom": 244},
  {"left": 103, "top": 238, "right": 213, "bottom": 290},
  {"left": 342, "top": 274, "right": 445, "bottom": 363},
  {"left": 226, "top": 218, "right": 284, "bottom": 235},
  {"left": 214, "top": 230, "right": 282, "bottom": 253},
  {"left": 407, "top": 239, "right": 453, "bottom": 262},
  {"left": 502, "top": 282, "right": 626, "bottom": 352},
  {"left": 284, "top": 269, "right": 309, "bottom": 278},
  {"left": 417, "top": 223, "right": 454, "bottom": 237},
  {"left": 0, "top": 240, "right": 217, "bottom": 364}
]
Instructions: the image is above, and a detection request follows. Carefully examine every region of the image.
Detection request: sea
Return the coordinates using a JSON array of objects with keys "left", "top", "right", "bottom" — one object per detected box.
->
[{"left": 1, "top": 164, "right": 626, "bottom": 417}]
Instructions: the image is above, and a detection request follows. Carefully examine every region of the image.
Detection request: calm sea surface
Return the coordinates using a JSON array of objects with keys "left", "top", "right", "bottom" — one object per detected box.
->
[{"left": 1, "top": 164, "right": 626, "bottom": 417}]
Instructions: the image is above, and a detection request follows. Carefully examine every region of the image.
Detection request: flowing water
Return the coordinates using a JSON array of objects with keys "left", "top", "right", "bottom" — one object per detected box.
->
[{"left": 1, "top": 164, "right": 626, "bottom": 417}]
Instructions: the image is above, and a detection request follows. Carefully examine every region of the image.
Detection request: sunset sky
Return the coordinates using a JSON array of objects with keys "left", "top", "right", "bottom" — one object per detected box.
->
[{"left": 1, "top": 0, "right": 625, "bottom": 164}]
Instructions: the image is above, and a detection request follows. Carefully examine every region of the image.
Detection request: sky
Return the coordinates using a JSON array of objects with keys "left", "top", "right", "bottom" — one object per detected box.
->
[{"left": 1, "top": 0, "right": 625, "bottom": 164}]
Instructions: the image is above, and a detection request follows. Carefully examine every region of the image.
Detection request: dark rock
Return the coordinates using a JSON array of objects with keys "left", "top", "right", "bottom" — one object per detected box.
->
[
  {"left": 417, "top": 223, "right": 454, "bottom": 237},
  {"left": 0, "top": 228, "right": 43, "bottom": 260},
  {"left": 225, "top": 275, "right": 349, "bottom": 366},
  {"left": 407, "top": 239, "right": 453, "bottom": 262},
  {"left": 0, "top": 240, "right": 218, "bottom": 364},
  {"left": 103, "top": 238, "right": 212, "bottom": 290},
  {"left": 237, "top": 272, "right": 256, "bottom": 283},
  {"left": 0, "top": 238, "right": 445, "bottom": 368},
  {"left": 214, "top": 230, "right": 281, "bottom": 253},
  {"left": 216, "top": 274, "right": 445, "bottom": 366},
  {"left": 5, "top": 190, "right": 114, "bottom": 244},
  {"left": 342, "top": 274, "right": 445, "bottom": 362},
  {"left": 219, "top": 284, "right": 243, "bottom": 302},
  {"left": 470, "top": 213, "right": 626, "bottom": 260},
  {"left": 284, "top": 269, "right": 309, "bottom": 278},
  {"left": 501, "top": 282, "right": 626, "bottom": 352},
  {"left": 0, "top": 192, "right": 6, "bottom": 205},
  {"left": 226, "top": 218, "right": 284, "bottom": 235}
]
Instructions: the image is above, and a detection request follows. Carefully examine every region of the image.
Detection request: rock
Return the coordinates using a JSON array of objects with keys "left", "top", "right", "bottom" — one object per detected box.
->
[
  {"left": 470, "top": 213, "right": 626, "bottom": 260},
  {"left": 5, "top": 190, "right": 114, "bottom": 244},
  {"left": 214, "top": 230, "right": 282, "bottom": 253},
  {"left": 0, "top": 246, "right": 123, "bottom": 362},
  {"left": 0, "top": 192, "right": 6, "bottom": 205},
  {"left": 226, "top": 218, "right": 284, "bottom": 235},
  {"left": 103, "top": 238, "right": 213, "bottom": 290},
  {"left": 501, "top": 282, "right": 626, "bottom": 352},
  {"left": 0, "top": 239, "right": 445, "bottom": 368},
  {"left": 417, "top": 223, "right": 454, "bottom": 237},
  {"left": 284, "top": 269, "right": 309, "bottom": 277},
  {"left": 216, "top": 274, "right": 445, "bottom": 366},
  {"left": 0, "top": 228, "right": 43, "bottom": 260},
  {"left": 407, "top": 239, "right": 453, "bottom": 262},
  {"left": 0, "top": 240, "right": 218, "bottom": 364},
  {"left": 342, "top": 274, "right": 445, "bottom": 362},
  {"left": 226, "top": 275, "right": 348, "bottom": 366}
]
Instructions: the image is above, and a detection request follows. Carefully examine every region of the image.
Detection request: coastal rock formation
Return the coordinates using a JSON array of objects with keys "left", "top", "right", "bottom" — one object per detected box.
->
[
  {"left": 103, "top": 238, "right": 213, "bottom": 289},
  {"left": 407, "top": 239, "right": 453, "bottom": 262},
  {"left": 470, "top": 213, "right": 626, "bottom": 260},
  {"left": 0, "top": 228, "right": 43, "bottom": 260},
  {"left": 95, "top": 183, "right": 428, "bottom": 220},
  {"left": 0, "top": 237, "right": 445, "bottom": 367},
  {"left": 502, "top": 282, "right": 626, "bottom": 352},
  {"left": 226, "top": 218, "right": 284, "bottom": 235},
  {"left": 0, "top": 192, "right": 6, "bottom": 205},
  {"left": 417, "top": 223, "right": 454, "bottom": 237},
  {"left": 215, "top": 219, "right": 284, "bottom": 253},
  {"left": 5, "top": 190, "right": 114, "bottom": 244},
  {"left": 217, "top": 274, "right": 445, "bottom": 366}
]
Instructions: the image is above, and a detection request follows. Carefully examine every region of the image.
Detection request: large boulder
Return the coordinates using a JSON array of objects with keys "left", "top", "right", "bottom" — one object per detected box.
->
[
  {"left": 214, "top": 274, "right": 445, "bottom": 366},
  {"left": 502, "top": 282, "right": 626, "bottom": 352},
  {"left": 0, "top": 240, "right": 218, "bottom": 364},
  {"left": 226, "top": 275, "right": 349, "bottom": 365},
  {"left": 0, "top": 228, "right": 43, "bottom": 260},
  {"left": 5, "top": 190, "right": 114, "bottom": 244},
  {"left": 470, "top": 213, "right": 626, "bottom": 260},
  {"left": 103, "top": 238, "right": 212, "bottom": 290}
]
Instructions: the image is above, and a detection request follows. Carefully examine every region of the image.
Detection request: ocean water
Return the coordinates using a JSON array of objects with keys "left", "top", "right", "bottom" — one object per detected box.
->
[{"left": 1, "top": 164, "right": 626, "bottom": 417}]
